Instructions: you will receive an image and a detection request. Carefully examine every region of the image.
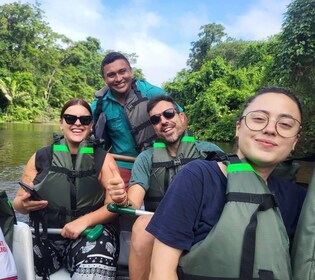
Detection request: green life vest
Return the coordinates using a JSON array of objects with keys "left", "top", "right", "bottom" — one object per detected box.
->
[
  {"left": 291, "top": 168, "right": 315, "bottom": 280},
  {"left": 94, "top": 79, "right": 157, "bottom": 152},
  {"left": 178, "top": 155, "right": 292, "bottom": 280},
  {"left": 33, "top": 138, "right": 105, "bottom": 228},
  {"left": 145, "top": 130, "right": 208, "bottom": 212},
  {"left": 0, "top": 191, "right": 17, "bottom": 250}
]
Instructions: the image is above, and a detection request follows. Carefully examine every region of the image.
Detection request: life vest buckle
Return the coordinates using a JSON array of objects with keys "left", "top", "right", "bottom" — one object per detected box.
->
[
  {"left": 68, "top": 170, "right": 80, "bottom": 178},
  {"left": 172, "top": 158, "right": 182, "bottom": 166}
]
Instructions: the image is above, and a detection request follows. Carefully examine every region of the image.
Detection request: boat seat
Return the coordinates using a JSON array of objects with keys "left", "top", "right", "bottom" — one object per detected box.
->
[
  {"left": 13, "top": 221, "right": 71, "bottom": 280},
  {"left": 12, "top": 220, "right": 132, "bottom": 279},
  {"left": 13, "top": 221, "right": 36, "bottom": 280}
]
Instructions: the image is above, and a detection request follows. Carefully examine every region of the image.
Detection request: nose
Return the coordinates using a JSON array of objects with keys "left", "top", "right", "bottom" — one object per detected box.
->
[
  {"left": 114, "top": 73, "right": 123, "bottom": 82},
  {"left": 160, "top": 114, "right": 170, "bottom": 125},
  {"left": 74, "top": 119, "right": 81, "bottom": 126},
  {"left": 262, "top": 119, "right": 277, "bottom": 135}
]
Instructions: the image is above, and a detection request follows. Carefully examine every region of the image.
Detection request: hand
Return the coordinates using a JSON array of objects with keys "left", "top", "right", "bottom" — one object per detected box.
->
[
  {"left": 61, "top": 219, "right": 87, "bottom": 239},
  {"left": 106, "top": 163, "right": 127, "bottom": 203},
  {"left": 19, "top": 191, "right": 48, "bottom": 213}
]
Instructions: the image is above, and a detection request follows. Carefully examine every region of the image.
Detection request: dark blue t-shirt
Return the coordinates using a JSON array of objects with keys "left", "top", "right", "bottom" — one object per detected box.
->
[{"left": 146, "top": 159, "right": 306, "bottom": 251}]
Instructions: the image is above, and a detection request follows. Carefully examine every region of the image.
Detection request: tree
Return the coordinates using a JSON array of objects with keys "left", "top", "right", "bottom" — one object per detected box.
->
[
  {"left": 274, "top": 0, "right": 315, "bottom": 153},
  {"left": 187, "top": 23, "right": 226, "bottom": 71}
]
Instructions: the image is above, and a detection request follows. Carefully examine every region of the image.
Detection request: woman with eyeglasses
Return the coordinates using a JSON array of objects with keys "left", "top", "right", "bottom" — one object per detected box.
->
[
  {"left": 147, "top": 87, "right": 307, "bottom": 280},
  {"left": 13, "top": 98, "right": 121, "bottom": 279}
]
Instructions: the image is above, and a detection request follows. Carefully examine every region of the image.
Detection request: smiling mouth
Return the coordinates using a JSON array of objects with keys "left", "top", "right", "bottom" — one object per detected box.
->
[
  {"left": 115, "top": 82, "right": 126, "bottom": 88},
  {"left": 256, "top": 139, "right": 277, "bottom": 146}
]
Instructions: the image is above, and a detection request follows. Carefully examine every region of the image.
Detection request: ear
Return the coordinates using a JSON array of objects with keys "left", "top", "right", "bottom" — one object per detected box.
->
[
  {"left": 291, "top": 134, "right": 300, "bottom": 151},
  {"left": 59, "top": 119, "right": 63, "bottom": 130},
  {"left": 235, "top": 120, "right": 241, "bottom": 138},
  {"left": 179, "top": 112, "right": 188, "bottom": 127}
]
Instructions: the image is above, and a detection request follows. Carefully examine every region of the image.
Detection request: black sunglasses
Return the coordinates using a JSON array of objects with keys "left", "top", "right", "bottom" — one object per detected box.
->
[
  {"left": 62, "top": 114, "right": 93, "bottom": 126},
  {"left": 149, "top": 108, "right": 178, "bottom": 125}
]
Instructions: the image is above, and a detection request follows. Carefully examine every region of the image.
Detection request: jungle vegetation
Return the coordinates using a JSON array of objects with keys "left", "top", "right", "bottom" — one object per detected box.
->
[{"left": 0, "top": 0, "right": 314, "bottom": 154}]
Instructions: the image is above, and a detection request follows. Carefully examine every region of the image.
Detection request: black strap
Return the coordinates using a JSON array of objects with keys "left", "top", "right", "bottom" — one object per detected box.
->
[
  {"left": 131, "top": 119, "right": 152, "bottom": 135},
  {"left": 50, "top": 166, "right": 96, "bottom": 178},
  {"left": 94, "top": 147, "right": 107, "bottom": 175},
  {"left": 94, "top": 87, "right": 108, "bottom": 123},
  {"left": 152, "top": 157, "right": 195, "bottom": 169},
  {"left": 227, "top": 192, "right": 277, "bottom": 280},
  {"left": 30, "top": 210, "right": 48, "bottom": 240}
]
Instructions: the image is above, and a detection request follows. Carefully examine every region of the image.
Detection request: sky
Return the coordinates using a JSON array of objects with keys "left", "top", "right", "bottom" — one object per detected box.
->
[{"left": 0, "top": 0, "right": 291, "bottom": 87}]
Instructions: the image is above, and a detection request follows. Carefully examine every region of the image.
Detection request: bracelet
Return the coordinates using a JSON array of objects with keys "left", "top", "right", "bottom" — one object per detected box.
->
[{"left": 115, "top": 194, "right": 130, "bottom": 207}]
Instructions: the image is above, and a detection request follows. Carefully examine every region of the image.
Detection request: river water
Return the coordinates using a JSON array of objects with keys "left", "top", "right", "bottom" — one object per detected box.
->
[
  {"left": 0, "top": 122, "right": 313, "bottom": 222},
  {"left": 0, "top": 122, "right": 60, "bottom": 221}
]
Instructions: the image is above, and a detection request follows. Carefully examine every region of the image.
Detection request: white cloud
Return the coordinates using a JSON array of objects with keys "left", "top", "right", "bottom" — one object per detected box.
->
[
  {"left": 115, "top": 32, "right": 188, "bottom": 86},
  {"left": 39, "top": 0, "right": 184, "bottom": 86},
  {"left": 225, "top": 0, "right": 290, "bottom": 40}
]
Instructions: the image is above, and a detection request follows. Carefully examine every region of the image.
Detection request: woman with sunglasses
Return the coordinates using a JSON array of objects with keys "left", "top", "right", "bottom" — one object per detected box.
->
[
  {"left": 147, "top": 87, "right": 307, "bottom": 280},
  {"left": 13, "top": 98, "right": 121, "bottom": 279}
]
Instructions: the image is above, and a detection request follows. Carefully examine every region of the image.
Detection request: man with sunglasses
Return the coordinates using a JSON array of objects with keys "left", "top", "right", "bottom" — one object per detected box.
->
[
  {"left": 107, "top": 95, "right": 222, "bottom": 280},
  {"left": 91, "top": 52, "right": 182, "bottom": 188}
]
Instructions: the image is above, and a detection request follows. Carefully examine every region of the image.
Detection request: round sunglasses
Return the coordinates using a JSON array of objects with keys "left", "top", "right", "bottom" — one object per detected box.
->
[
  {"left": 62, "top": 114, "right": 93, "bottom": 126},
  {"left": 149, "top": 108, "right": 178, "bottom": 125}
]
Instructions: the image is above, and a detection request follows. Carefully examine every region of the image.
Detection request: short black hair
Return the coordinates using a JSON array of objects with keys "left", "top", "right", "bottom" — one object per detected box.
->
[
  {"left": 147, "top": 94, "right": 179, "bottom": 113},
  {"left": 239, "top": 86, "right": 303, "bottom": 121},
  {"left": 100, "top": 52, "right": 131, "bottom": 78}
]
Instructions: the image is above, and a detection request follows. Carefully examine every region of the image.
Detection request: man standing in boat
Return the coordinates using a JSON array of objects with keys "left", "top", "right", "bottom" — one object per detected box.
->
[{"left": 91, "top": 52, "right": 183, "bottom": 187}]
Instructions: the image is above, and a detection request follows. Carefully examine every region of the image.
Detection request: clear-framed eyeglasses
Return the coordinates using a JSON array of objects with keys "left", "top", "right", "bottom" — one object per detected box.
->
[{"left": 240, "top": 111, "right": 301, "bottom": 138}]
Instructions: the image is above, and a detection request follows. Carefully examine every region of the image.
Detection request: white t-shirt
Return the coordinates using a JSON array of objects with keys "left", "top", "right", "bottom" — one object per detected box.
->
[{"left": 0, "top": 228, "right": 17, "bottom": 280}]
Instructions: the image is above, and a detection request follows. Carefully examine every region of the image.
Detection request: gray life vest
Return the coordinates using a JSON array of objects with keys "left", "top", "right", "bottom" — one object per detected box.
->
[
  {"left": 94, "top": 79, "right": 157, "bottom": 152},
  {"left": 291, "top": 168, "right": 315, "bottom": 280},
  {"left": 33, "top": 137, "right": 105, "bottom": 229},
  {"left": 145, "top": 130, "right": 209, "bottom": 212},
  {"left": 178, "top": 155, "right": 292, "bottom": 280}
]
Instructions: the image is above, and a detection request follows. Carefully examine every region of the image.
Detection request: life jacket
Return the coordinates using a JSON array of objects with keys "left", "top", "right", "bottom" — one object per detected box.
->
[
  {"left": 32, "top": 137, "right": 105, "bottom": 229},
  {"left": 0, "top": 191, "right": 17, "bottom": 250},
  {"left": 145, "top": 130, "right": 209, "bottom": 212},
  {"left": 291, "top": 168, "right": 315, "bottom": 280},
  {"left": 94, "top": 79, "right": 157, "bottom": 152},
  {"left": 178, "top": 154, "right": 292, "bottom": 280}
]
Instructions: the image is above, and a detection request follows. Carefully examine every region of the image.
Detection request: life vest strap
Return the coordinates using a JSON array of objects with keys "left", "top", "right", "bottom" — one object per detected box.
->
[
  {"left": 226, "top": 192, "right": 279, "bottom": 207},
  {"left": 50, "top": 166, "right": 96, "bottom": 178},
  {"left": 131, "top": 119, "right": 152, "bottom": 135},
  {"left": 237, "top": 193, "right": 278, "bottom": 280},
  {"left": 152, "top": 158, "right": 194, "bottom": 169}
]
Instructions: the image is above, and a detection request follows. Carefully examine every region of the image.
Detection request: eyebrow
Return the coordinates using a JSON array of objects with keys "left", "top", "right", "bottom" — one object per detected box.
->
[
  {"left": 106, "top": 68, "right": 127, "bottom": 76},
  {"left": 255, "top": 110, "right": 298, "bottom": 120}
]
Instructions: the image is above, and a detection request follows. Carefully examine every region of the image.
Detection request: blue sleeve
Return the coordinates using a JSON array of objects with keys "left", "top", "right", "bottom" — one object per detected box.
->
[
  {"left": 146, "top": 160, "right": 226, "bottom": 251},
  {"left": 268, "top": 176, "right": 307, "bottom": 242},
  {"left": 128, "top": 149, "right": 153, "bottom": 191}
]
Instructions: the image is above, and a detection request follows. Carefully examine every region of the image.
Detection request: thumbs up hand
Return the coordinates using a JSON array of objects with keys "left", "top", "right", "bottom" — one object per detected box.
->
[{"left": 106, "top": 163, "right": 127, "bottom": 204}]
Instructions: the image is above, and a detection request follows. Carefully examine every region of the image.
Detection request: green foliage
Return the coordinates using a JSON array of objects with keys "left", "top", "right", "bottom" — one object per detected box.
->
[
  {"left": 0, "top": 2, "right": 141, "bottom": 122},
  {"left": 0, "top": 1, "right": 314, "bottom": 154},
  {"left": 277, "top": 0, "right": 315, "bottom": 79},
  {"left": 188, "top": 23, "right": 226, "bottom": 71}
]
